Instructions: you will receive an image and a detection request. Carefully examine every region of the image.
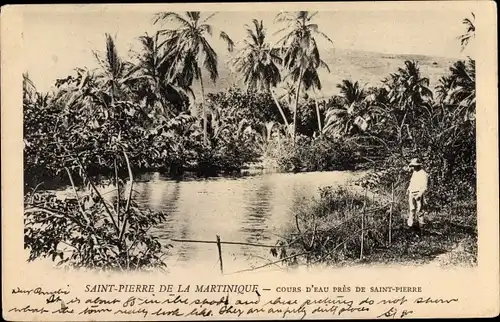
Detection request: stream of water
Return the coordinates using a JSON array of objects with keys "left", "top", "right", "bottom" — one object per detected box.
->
[{"left": 127, "top": 170, "right": 365, "bottom": 272}]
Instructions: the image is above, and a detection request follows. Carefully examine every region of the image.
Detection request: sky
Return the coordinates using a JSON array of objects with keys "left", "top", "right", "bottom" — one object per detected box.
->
[{"left": 21, "top": 5, "right": 475, "bottom": 93}]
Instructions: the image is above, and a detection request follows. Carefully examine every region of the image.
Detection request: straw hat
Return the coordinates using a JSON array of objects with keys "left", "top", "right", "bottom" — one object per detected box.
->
[{"left": 409, "top": 158, "right": 422, "bottom": 167}]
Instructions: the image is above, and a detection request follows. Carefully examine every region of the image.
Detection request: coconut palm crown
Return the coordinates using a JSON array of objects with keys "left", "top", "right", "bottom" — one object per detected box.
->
[{"left": 153, "top": 11, "right": 234, "bottom": 143}]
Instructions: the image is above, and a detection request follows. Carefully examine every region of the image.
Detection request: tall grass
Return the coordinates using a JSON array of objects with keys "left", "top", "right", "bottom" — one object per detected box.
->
[{"left": 275, "top": 185, "right": 477, "bottom": 267}]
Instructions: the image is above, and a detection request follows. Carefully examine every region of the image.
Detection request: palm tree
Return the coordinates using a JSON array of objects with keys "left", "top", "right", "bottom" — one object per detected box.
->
[
  {"left": 232, "top": 19, "right": 282, "bottom": 92},
  {"left": 322, "top": 80, "right": 372, "bottom": 137},
  {"left": 458, "top": 12, "right": 475, "bottom": 51},
  {"left": 53, "top": 34, "right": 142, "bottom": 121},
  {"left": 337, "top": 80, "right": 366, "bottom": 106},
  {"left": 435, "top": 75, "right": 454, "bottom": 104},
  {"left": 274, "top": 11, "right": 333, "bottom": 141},
  {"left": 384, "top": 60, "right": 433, "bottom": 146},
  {"left": 448, "top": 59, "right": 475, "bottom": 105},
  {"left": 436, "top": 59, "right": 476, "bottom": 121},
  {"left": 92, "top": 33, "right": 139, "bottom": 104},
  {"left": 133, "top": 32, "right": 194, "bottom": 116},
  {"left": 300, "top": 57, "right": 330, "bottom": 135},
  {"left": 231, "top": 19, "right": 290, "bottom": 130},
  {"left": 53, "top": 35, "right": 135, "bottom": 113},
  {"left": 387, "top": 61, "right": 433, "bottom": 110},
  {"left": 153, "top": 11, "right": 234, "bottom": 144}
]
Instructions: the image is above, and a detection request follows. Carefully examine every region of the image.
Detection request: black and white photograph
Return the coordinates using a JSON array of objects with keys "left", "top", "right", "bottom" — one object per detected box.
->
[
  {"left": 21, "top": 5, "right": 479, "bottom": 272},
  {"left": 2, "top": 1, "right": 498, "bottom": 320}
]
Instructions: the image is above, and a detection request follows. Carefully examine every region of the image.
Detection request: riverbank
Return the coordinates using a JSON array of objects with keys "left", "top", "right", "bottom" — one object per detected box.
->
[
  {"left": 275, "top": 185, "right": 477, "bottom": 268},
  {"left": 26, "top": 167, "right": 476, "bottom": 272},
  {"left": 27, "top": 170, "right": 372, "bottom": 271}
]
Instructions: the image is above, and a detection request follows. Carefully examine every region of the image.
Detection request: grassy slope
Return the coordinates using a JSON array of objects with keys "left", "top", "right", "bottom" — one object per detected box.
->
[
  {"left": 196, "top": 48, "right": 458, "bottom": 98},
  {"left": 361, "top": 208, "right": 477, "bottom": 268},
  {"left": 280, "top": 186, "right": 477, "bottom": 269}
]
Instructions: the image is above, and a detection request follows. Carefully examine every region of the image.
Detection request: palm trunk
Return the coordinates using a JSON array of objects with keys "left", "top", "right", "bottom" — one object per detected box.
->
[
  {"left": 313, "top": 88, "right": 322, "bottom": 136},
  {"left": 199, "top": 68, "right": 207, "bottom": 145},
  {"left": 398, "top": 110, "right": 407, "bottom": 141},
  {"left": 396, "top": 108, "right": 410, "bottom": 157},
  {"left": 270, "top": 89, "right": 290, "bottom": 134},
  {"left": 293, "top": 67, "right": 304, "bottom": 143},
  {"left": 110, "top": 82, "right": 116, "bottom": 106}
]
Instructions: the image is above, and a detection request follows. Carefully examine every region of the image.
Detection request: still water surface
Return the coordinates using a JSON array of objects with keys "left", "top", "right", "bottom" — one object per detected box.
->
[{"left": 129, "top": 171, "right": 365, "bottom": 272}]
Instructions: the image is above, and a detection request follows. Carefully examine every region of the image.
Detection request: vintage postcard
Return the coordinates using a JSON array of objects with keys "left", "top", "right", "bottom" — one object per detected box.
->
[{"left": 2, "top": 1, "right": 498, "bottom": 320}]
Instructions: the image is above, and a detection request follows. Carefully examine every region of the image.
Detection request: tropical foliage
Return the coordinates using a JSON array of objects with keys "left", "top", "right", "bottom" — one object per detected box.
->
[
  {"left": 275, "top": 11, "right": 333, "bottom": 139},
  {"left": 232, "top": 19, "right": 282, "bottom": 92},
  {"left": 153, "top": 11, "right": 234, "bottom": 143},
  {"left": 458, "top": 12, "right": 475, "bottom": 51},
  {"left": 23, "top": 11, "right": 477, "bottom": 270}
]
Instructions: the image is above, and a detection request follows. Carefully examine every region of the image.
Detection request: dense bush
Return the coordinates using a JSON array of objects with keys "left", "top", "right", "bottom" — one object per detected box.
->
[
  {"left": 24, "top": 180, "right": 171, "bottom": 271},
  {"left": 194, "top": 131, "right": 261, "bottom": 175},
  {"left": 206, "top": 88, "right": 290, "bottom": 128},
  {"left": 23, "top": 78, "right": 267, "bottom": 184},
  {"left": 270, "top": 135, "right": 359, "bottom": 172}
]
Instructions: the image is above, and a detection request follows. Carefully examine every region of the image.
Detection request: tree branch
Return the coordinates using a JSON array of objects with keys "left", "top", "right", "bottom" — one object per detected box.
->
[
  {"left": 119, "top": 150, "right": 134, "bottom": 243},
  {"left": 75, "top": 159, "right": 120, "bottom": 235},
  {"left": 64, "top": 167, "right": 89, "bottom": 224},
  {"left": 114, "top": 158, "right": 120, "bottom": 229}
]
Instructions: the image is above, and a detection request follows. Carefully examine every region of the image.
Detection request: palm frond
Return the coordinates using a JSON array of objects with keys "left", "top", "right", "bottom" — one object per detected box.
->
[
  {"left": 201, "top": 12, "right": 218, "bottom": 24},
  {"left": 200, "top": 37, "right": 219, "bottom": 83},
  {"left": 308, "top": 11, "right": 319, "bottom": 21},
  {"left": 319, "top": 59, "right": 330, "bottom": 73},
  {"left": 199, "top": 24, "right": 213, "bottom": 36},
  {"left": 104, "top": 33, "right": 123, "bottom": 78},
  {"left": 318, "top": 31, "right": 334, "bottom": 44},
  {"left": 219, "top": 31, "right": 234, "bottom": 52},
  {"left": 186, "top": 11, "right": 201, "bottom": 23},
  {"left": 154, "top": 12, "right": 191, "bottom": 28}
]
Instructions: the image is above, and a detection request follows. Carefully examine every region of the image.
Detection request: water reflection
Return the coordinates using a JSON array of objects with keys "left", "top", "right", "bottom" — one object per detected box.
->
[
  {"left": 55, "top": 170, "right": 365, "bottom": 271},
  {"left": 241, "top": 175, "right": 274, "bottom": 243}
]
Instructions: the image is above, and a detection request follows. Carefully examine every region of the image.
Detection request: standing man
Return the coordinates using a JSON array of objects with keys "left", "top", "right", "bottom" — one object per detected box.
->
[{"left": 407, "top": 158, "right": 429, "bottom": 228}]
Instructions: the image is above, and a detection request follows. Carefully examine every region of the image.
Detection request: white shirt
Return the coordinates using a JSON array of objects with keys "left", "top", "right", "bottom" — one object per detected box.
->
[{"left": 408, "top": 169, "right": 429, "bottom": 193}]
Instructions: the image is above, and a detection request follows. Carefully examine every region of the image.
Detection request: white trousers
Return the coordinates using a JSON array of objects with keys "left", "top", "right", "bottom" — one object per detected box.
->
[{"left": 408, "top": 192, "right": 425, "bottom": 227}]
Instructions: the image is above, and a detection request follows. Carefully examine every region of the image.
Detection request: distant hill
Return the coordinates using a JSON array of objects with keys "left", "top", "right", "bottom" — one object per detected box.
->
[{"left": 195, "top": 47, "right": 460, "bottom": 100}]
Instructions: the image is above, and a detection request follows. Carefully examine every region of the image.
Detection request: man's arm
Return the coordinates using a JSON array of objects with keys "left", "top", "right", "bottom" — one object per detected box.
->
[
  {"left": 416, "top": 172, "right": 429, "bottom": 198},
  {"left": 422, "top": 172, "right": 429, "bottom": 192}
]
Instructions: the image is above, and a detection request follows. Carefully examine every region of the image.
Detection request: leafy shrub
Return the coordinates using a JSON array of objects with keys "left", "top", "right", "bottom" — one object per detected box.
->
[
  {"left": 206, "top": 87, "right": 289, "bottom": 128},
  {"left": 24, "top": 187, "right": 171, "bottom": 271},
  {"left": 271, "top": 135, "right": 359, "bottom": 172},
  {"left": 295, "top": 98, "right": 325, "bottom": 137}
]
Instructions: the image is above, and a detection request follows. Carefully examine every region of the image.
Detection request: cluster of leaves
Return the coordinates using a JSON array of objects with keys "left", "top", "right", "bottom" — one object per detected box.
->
[
  {"left": 206, "top": 87, "right": 287, "bottom": 128},
  {"left": 270, "top": 134, "right": 359, "bottom": 173},
  {"left": 24, "top": 183, "right": 171, "bottom": 271}
]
